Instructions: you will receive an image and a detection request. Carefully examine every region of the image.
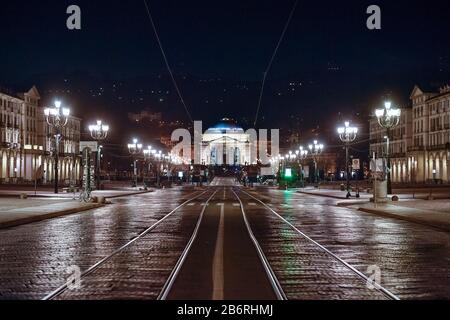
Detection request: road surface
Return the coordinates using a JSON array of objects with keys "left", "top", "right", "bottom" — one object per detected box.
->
[{"left": 0, "top": 178, "right": 449, "bottom": 300}]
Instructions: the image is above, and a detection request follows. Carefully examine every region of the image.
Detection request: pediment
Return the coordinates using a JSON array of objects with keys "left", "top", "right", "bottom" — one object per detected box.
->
[
  {"left": 26, "top": 85, "right": 40, "bottom": 98},
  {"left": 410, "top": 85, "right": 424, "bottom": 99}
]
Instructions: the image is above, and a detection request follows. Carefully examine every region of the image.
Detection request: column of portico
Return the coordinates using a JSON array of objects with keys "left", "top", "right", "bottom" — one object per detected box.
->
[
  {"left": 422, "top": 152, "right": 428, "bottom": 182},
  {"left": 442, "top": 152, "right": 448, "bottom": 183},
  {"left": 400, "top": 161, "right": 405, "bottom": 183},
  {"left": 407, "top": 157, "right": 412, "bottom": 183}
]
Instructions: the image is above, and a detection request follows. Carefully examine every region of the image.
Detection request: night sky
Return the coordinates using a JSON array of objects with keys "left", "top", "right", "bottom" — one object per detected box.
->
[{"left": 1, "top": 0, "right": 450, "bottom": 140}]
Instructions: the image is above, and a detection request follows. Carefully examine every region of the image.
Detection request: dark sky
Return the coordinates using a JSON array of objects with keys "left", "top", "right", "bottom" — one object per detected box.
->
[
  {"left": 1, "top": 0, "right": 450, "bottom": 137},
  {"left": 1, "top": 0, "right": 449, "bottom": 80}
]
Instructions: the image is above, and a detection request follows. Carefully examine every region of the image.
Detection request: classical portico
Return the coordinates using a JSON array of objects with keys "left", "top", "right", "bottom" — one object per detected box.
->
[{"left": 201, "top": 118, "right": 251, "bottom": 166}]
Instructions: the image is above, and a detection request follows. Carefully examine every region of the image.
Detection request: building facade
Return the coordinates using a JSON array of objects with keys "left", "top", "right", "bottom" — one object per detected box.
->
[
  {"left": 0, "top": 86, "right": 81, "bottom": 185},
  {"left": 370, "top": 84, "right": 450, "bottom": 184},
  {"left": 201, "top": 119, "right": 252, "bottom": 166}
]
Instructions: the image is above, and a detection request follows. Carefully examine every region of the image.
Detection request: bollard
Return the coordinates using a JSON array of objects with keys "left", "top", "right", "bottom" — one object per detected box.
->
[{"left": 97, "top": 196, "right": 106, "bottom": 204}]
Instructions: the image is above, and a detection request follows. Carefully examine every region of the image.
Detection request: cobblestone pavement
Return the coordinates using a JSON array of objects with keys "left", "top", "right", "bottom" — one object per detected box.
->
[
  {"left": 1, "top": 183, "right": 449, "bottom": 300},
  {"left": 235, "top": 190, "right": 388, "bottom": 300},
  {"left": 0, "top": 188, "right": 202, "bottom": 300},
  {"left": 54, "top": 190, "right": 217, "bottom": 300},
  {"left": 244, "top": 187, "right": 450, "bottom": 299}
]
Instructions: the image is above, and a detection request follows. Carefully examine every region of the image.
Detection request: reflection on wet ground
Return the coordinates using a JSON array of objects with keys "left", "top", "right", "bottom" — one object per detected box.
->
[{"left": 247, "top": 188, "right": 450, "bottom": 299}]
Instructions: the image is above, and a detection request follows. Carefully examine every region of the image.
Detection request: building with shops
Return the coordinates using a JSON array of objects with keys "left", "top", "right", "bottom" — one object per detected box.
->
[
  {"left": 0, "top": 86, "right": 81, "bottom": 185},
  {"left": 370, "top": 84, "right": 450, "bottom": 184}
]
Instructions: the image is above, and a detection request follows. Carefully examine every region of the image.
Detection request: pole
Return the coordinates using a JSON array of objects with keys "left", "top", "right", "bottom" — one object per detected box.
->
[
  {"left": 134, "top": 159, "right": 138, "bottom": 188},
  {"left": 373, "top": 152, "right": 377, "bottom": 206},
  {"left": 34, "top": 169, "right": 37, "bottom": 196},
  {"left": 300, "top": 164, "right": 304, "bottom": 188},
  {"left": 157, "top": 161, "right": 160, "bottom": 187},
  {"left": 54, "top": 134, "right": 59, "bottom": 194},
  {"left": 97, "top": 147, "right": 101, "bottom": 190},
  {"left": 314, "top": 159, "right": 318, "bottom": 185},
  {"left": 386, "top": 128, "right": 392, "bottom": 195},
  {"left": 346, "top": 143, "right": 351, "bottom": 198}
]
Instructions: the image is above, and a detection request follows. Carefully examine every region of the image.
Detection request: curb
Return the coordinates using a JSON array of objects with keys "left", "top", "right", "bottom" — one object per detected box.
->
[
  {"left": 336, "top": 200, "right": 370, "bottom": 207},
  {"left": 11, "top": 189, "right": 156, "bottom": 200},
  {"left": 297, "top": 190, "right": 347, "bottom": 200},
  {"left": 357, "top": 207, "right": 450, "bottom": 233},
  {"left": 0, "top": 203, "right": 105, "bottom": 230},
  {"left": 105, "top": 189, "right": 155, "bottom": 199}
]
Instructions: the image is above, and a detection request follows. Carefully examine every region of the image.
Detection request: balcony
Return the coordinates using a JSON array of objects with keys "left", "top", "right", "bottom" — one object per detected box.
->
[
  {"left": 0, "top": 142, "right": 20, "bottom": 150},
  {"left": 390, "top": 152, "right": 407, "bottom": 158},
  {"left": 429, "top": 143, "right": 450, "bottom": 151},
  {"left": 408, "top": 146, "right": 425, "bottom": 152}
]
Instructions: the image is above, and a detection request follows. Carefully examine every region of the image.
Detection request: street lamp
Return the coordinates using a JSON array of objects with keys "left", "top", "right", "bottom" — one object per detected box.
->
[
  {"left": 375, "top": 101, "right": 401, "bottom": 194},
  {"left": 143, "top": 146, "right": 154, "bottom": 188},
  {"left": 89, "top": 120, "right": 109, "bottom": 190},
  {"left": 44, "top": 100, "right": 70, "bottom": 194},
  {"left": 143, "top": 145, "right": 153, "bottom": 158},
  {"left": 337, "top": 121, "right": 358, "bottom": 198},
  {"left": 308, "top": 140, "right": 324, "bottom": 185},
  {"left": 128, "top": 138, "right": 143, "bottom": 188}
]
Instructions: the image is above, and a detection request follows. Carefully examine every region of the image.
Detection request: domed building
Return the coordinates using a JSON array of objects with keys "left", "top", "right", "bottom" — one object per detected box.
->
[{"left": 201, "top": 118, "right": 252, "bottom": 166}]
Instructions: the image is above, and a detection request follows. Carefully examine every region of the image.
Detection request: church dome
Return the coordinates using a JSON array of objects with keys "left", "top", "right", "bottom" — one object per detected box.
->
[{"left": 208, "top": 118, "right": 244, "bottom": 133}]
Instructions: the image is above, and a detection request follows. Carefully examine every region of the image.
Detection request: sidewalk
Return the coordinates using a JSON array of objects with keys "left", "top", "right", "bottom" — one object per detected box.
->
[
  {"left": 297, "top": 187, "right": 450, "bottom": 201},
  {"left": 296, "top": 187, "right": 373, "bottom": 200},
  {"left": 297, "top": 186, "right": 450, "bottom": 200},
  {"left": 296, "top": 187, "right": 450, "bottom": 232},
  {"left": 0, "top": 188, "right": 153, "bottom": 199},
  {"left": 350, "top": 200, "right": 450, "bottom": 232},
  {"left": 0, "top": 198, "right": 104, "bottom": 229}
]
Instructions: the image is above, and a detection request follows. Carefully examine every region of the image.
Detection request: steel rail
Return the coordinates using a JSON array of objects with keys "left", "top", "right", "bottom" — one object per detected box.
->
[
  {"left": 43, "top": 190, "right": 209, "bottom": 300},
  {"left": 238, "top": 188, "right": 400, "bottom": 301},
  {"left": 232, "top": 189, "right": 287, "bottom": 300},
  {"left": 158, "top": 189, "right": 219, "bottom": 300}
]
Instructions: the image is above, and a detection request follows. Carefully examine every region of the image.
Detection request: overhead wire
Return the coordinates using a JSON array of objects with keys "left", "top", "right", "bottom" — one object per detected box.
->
[
  {"left": 143, "top": 0, "right": 194, "bottom": 123},
  {"left": 254, "top": 0, "right": 299, "bottom": 127}
]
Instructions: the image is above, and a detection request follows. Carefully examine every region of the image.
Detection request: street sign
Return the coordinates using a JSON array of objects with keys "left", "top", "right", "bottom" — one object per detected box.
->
[
  {"left": 80, "top": 147, "right": 96, "bottom": 202},
  {"left": 352, "top": 159, "right": 360, "bottom": 170},
  {"left": 370, "top": 159, "right": 384, "bottom": 172},
  {"left": 303, "top": 165, "right": 310, "bottom": 178}
]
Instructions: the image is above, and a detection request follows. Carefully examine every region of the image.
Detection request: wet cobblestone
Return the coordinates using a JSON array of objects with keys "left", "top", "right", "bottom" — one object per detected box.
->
[
  {"left": 237, "top": 190, "right": 388, "bottom": 300},
  {"left": 0, "top": 189, "right": 200, "bottom": 300},
  {"left": 244, "top": 188, "right": 450, "bottom": 300},
  {"left": 55, "top": 191, "right": 217, "bottom": 300}
]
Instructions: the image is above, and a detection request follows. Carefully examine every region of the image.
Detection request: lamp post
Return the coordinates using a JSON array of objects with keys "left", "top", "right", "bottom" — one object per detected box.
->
[
  {"left": 155, "top": 150, "right": 163, "bottom": 187},
  {"left": 143, "top": 146, "right": 154, "bottom": 188},
  {"left": 128, "top": 138, "right": 142, "bottom": 188},
  {"left": 309, "top": 140, "right": 324, "bottom": 185},
  {"left": 297, "top": 146, "right": 308, "bottom": 187},
  {"left": 44, "top": 100, "right": 70, "bottom": 194},
  {"left": 337, "top": 121, "right": 358, "bottom": 198},
  {"left": 375, "top": 101, "right": 401, "bottom": 195},
  {"left": 88, "top": 120, "right": 109, "bottom": 190}
]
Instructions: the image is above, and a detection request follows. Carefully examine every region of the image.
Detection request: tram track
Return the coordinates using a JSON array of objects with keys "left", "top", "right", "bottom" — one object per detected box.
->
[
  {"left": 237, "top": 188, "right": 400, "bottom": 300},
  {"left": 231, "top": 189, "right": 287, "bottom": 300},
  {"left": 159, "top": 187, "right": 283, "bottom": 300},
  {"left": 43, "top": 189, "right": 210, "bottom": 300},
  {"left": 158, "top": 190, "right": 219, "bottom": 300}
]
